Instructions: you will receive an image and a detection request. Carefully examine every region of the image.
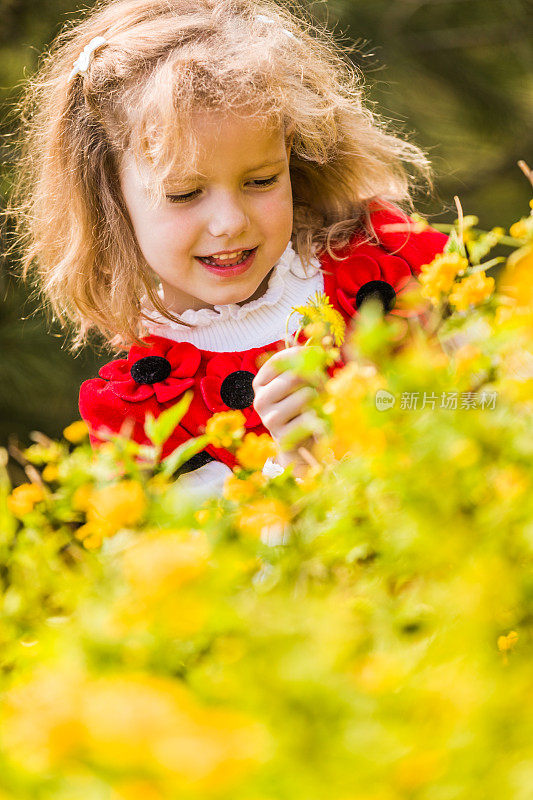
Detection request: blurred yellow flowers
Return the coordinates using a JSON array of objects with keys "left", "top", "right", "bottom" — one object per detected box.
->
[
  {"left": 223, "top": 471, "right": 267, "bottom": 503},
  {"left": 419, "top": 252, "right": 468, "bottom": 303},
  {"left": 205, "top": 410, "right": 246, "bottom": 449},
  {"left": 7, "top": 483, "right": 45, "bottom": 517},
  {"left": 449, "top": 271, "right": 494, "bottom": 311},
  {"left": 120, "top": 530, "right": 211, "bottom": 595},
  {"left": 86, "top": 480, "right": 146, "bottom": 529},
  {"left": 72, "top": 480, "right": 147, "bottom": 548},
  {"left": 236, "top": 433, "right": 277, "bottom": 471},
  {"left": 62, "top": 420, "right": 89, "bottom": 443},
  {"left": 236, "top": 498, "right": 292, "bottom": 537}
]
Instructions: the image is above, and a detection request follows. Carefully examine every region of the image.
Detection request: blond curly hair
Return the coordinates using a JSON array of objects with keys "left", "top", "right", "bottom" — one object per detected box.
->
[{"left": 7, "top": 0, "right": 434, "bottom": 353}]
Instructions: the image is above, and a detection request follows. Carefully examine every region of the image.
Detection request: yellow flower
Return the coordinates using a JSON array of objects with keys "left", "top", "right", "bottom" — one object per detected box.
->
[
  {"left": 235, "top": 433, "right": 277, "bottom": 471},
  {"left": 72, "top": 483, "right": 94, "bottom": 512},
  {"left": 42, "top": 463, "right": 60, "bottom": 483},
  {"left": 223, "top": 471, "right": 267, "bottom": 502},
  {"left": 63, "top": 420, "right": 90, "bottom": 443},
  {"left": 499, "top": 245, "right": 533, "bottom": 311},
  {"left": 7, "top": 483, "right": 45, "bottom": 517},
  {"left": 120, "top": 530, "right": 210, "bottom": 596},
  {"left": 74, "top": 520, "right": 111, "bottom": 550},
  {"left": 1, "top": 666, "right": 85, "bottom": 770},
  {"left": 237, "top": 498, "right": 292, "bottom": 536},
  {"left": 418, "top": 252, "right": 468, "bottom": 303},
  {"left": 79, "top": 674, "right": 268, "bottom": 788},
  {"left": 86, "top": 480, "right": 147, "bottom": 531},
  {"left": 497, "top": 630, "right": 518, "bottom": 652},
  {"left": 205, "top": 410, "right": 246, "bottom": 449},
  {"left": 449, "top": 271, "right": 494, "bottom": 311},
  {"left": 509, "top": 219, "right": 530, "bottom": 240},
  {"left": 292, "top": 291, "right": 346, "bottom": 346}
]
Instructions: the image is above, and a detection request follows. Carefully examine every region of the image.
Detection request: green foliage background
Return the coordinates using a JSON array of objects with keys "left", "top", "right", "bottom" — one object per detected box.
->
[{"left": 1, "top": 0, "right": 531, "bottom": 452}]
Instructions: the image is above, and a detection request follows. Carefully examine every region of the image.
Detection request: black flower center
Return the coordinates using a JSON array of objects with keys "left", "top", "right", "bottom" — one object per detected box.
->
[
  {"left": 355, "top": 280, "right": 397, "bottom": 313},
  {"left": 220, "top": 370, "right": 255, "bottom": 410},
  {"left": 130, "top": 355, "right": 172, "bottom": 385}
]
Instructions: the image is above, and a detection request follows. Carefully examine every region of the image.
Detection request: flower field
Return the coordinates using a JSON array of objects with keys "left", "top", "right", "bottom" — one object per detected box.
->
[{"left": 1, "top": 199, "right": 532, "bottom": 800}]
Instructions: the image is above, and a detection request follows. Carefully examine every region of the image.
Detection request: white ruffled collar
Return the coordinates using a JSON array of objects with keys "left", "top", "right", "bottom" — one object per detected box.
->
[{"left": 142, "top": 240, "right": 319, "bottom": 329}]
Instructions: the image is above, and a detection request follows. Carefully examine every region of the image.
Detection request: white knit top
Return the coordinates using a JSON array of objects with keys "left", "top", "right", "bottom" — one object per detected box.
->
[
  {"left": 138, "top": 241, "right": 325, "bottom": 537},
  {"left": 140, "top": 240, "right": 324, "bottom": 352}
]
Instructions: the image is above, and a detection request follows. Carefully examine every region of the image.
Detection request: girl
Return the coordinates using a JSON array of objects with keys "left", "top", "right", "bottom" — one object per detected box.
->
[{"left": 10, "top": 0, "right": 448, "bottom": 495}]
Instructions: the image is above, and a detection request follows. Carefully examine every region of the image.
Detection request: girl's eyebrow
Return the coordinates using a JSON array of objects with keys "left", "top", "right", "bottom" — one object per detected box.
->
[
  {"left": 176, "top": 158, "right": 286, "bottom": 182},
  {"left": 243, "top": 157, "right": 286, "bottom": 172}
]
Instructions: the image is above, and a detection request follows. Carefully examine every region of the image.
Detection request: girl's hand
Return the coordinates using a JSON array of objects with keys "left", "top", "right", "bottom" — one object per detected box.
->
[{"left": 252, "top": 346, "right": 320, "bottom": 477}]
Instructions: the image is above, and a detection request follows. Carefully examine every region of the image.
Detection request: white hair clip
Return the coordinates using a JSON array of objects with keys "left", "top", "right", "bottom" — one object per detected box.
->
[
  {"left": 68, "top": 36, "right": 107, "bottom": 82},
  {"left": 256, "top": 14, "right": 296, "bottom": 40}
]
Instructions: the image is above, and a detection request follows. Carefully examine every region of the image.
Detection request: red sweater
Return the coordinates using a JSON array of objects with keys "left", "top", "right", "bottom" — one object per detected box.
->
[{"left": 79, "top": 203, "right": 447, "bottom": 478}]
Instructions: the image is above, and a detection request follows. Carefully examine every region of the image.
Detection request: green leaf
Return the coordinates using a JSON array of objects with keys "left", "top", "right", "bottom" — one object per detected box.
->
[
  {"left": 144, "top": 391, "right": 193, "bottom": 447},
  {"left": 160, "top": 434, "right": 210, "bottom": 477},
  {"left": 274, "top": 347, "right": 329, "bottom": 380},
  {"left": 444, "top": 229, "right": 466, "bottom": 258}
]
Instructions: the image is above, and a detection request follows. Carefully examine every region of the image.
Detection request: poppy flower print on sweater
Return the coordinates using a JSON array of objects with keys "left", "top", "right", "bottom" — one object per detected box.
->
[
  {"left": 335, "top": 245, "right": 428, "bottom": 319},
  {"left": 98, "top": 336, "right": 202, "bottom": 403},
  {"left": 200, "top": 351, "right": 261, "bottom": 428}
]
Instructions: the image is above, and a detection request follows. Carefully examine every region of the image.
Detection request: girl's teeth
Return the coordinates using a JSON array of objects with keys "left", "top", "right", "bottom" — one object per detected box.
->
[{"left": 202, "top": 250, "right": 250, "bottom": 266}]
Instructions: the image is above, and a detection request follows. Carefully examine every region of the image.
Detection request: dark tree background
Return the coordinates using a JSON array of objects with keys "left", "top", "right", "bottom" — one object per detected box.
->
[{"left": 1, "top": 0, "right": 531, "bottom": 452}]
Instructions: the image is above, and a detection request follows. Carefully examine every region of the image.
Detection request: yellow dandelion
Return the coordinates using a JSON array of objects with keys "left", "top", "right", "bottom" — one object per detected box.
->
[
  {"left": 205, "top": 410, "right": 246, "bottom": 449},
  {"left": 292, "top": 291, "right": 346, "bottom": 346},
  {"left": 63, "top": 420, "right": 90, "bottom": 443},
  {"left": 449, "top": 271, "right": 494, "bottom": 312},
  {"left": 235, "top": 433, "right": 277, "bottom": 471},
  {"left": 7, "top": 483, "right": 45, "bottom": 517},
  {"left": 86, "top": 480, "right": 147, "bottom": 531}
]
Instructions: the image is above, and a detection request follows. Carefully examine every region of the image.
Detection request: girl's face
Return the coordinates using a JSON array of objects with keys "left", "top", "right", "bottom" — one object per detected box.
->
[{"left": 119, "top": 112, "right": 294, "bottom": 314}]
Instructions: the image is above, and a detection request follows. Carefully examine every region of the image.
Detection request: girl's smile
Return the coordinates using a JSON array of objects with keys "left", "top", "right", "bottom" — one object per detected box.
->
[
  {"left": 118, "top": 112, "right": 294, "bottom": 315},
  {"left": 195, "top": 246, "right": 258, "bottom": 276}
]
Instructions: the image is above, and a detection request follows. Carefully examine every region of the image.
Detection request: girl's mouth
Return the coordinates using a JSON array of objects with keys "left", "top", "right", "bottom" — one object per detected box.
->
[{"left": 195, "top": 247, "right": 257, "bottom": 277}]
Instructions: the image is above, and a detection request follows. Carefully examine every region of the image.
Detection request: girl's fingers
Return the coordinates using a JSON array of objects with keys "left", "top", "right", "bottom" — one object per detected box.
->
[
  {"left": 253, "top": 370, "right": 305, "bottom": 413},
  {"left": 276, "top": 410, "right": 319, "bottom": 448},
  {"left": 259, "top": 386, "right": 317, "bottom": 433},
  {"left": 252, "top": 345, "right": 307, "bottom": 389}
]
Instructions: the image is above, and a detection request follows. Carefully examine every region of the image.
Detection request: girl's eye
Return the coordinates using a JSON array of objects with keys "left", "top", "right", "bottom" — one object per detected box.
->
[{"left": 166, "top": 175, "right": 279, "bottom": 204}]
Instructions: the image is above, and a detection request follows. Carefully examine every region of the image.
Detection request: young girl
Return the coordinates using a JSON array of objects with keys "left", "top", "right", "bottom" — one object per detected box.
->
[{"left": 11, "top": 0, "right": 448, "bottom": 495}]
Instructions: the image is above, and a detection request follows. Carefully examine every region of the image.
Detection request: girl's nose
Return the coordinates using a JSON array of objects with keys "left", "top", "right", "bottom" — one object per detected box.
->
[{"left": 206, "top": 192, "right": 250, "bottom": 239}]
